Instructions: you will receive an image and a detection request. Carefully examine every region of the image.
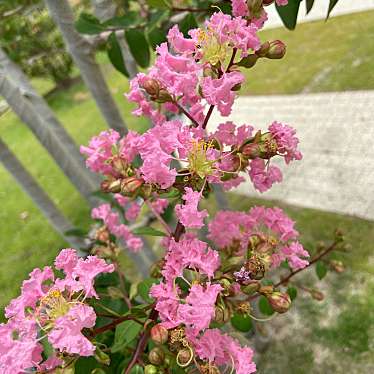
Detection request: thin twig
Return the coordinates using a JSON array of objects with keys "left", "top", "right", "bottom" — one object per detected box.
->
[
  {"left": 174, "top": 101, "right": 201, "bottom": 128},
  {"left": 145, "top": 199, "right": 172, "bottom": 235}
]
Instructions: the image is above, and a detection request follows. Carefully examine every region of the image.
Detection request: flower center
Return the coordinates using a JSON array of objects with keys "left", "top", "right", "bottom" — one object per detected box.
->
[{"left": 188, "top": 140, "right": 215, "bottom": 179}]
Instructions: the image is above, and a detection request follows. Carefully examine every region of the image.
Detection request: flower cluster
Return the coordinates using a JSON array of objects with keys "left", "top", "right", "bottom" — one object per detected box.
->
[{"left": 0, "top": 249, "right": 114, "bottom": 373}]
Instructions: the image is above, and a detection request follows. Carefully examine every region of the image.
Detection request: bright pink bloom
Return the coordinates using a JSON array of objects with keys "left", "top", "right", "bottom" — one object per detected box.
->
[
  {"left": 202, "top": 72, "right": 244, "bottom": 116},
  {"left": 269, "top": 121, "right": 302, "bottom": 164},
  {"left": 48, "top": 304, "right": 96, "bottom": 356},
  {"left": 80, "top": 130, "right": 119, "bottom": 175},
  {"left": 167, "top": 25, "right": 197, "bottom": 54},
  {"left": 249, "top": 158, "right": 283, "bottom": 192},
  {"left": 175, "top": 187, "right": 208, "bottom": 229}
]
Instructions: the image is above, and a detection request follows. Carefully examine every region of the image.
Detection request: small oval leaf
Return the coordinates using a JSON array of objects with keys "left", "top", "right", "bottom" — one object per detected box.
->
[
  {"left": 125, "top": 29, "right": 150, "bottom": 68},
  {"left": 107, "top": 32, "right": 129, "bottom": 77},
  {"left": 231, "top": 313, "right": 253, "bottom": 332}
]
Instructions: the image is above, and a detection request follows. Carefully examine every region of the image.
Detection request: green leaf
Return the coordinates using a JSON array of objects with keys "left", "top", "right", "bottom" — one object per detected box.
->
[
  {"left": 138, "top": 278, "right": 159, "bottom": 302},
  {"left": 275, "top": 0, "right": 302, "bottom": 30},
  {"left": 107, "top": 32, "right": 129, "bottom": 77},
  {"left": 75, "top": 13, "right": 105, "bottom": 35},
  {"left": 103, "top": 12, "right": 140, "bottom": 28},
  {"left": 64, "top": 228, "right": 87, "bottom": 237},
  {"left": 306, "top": 0, "right": 315, "bottom": 14},
  {"left": 130, "top": 305, "right": 149, "bottom": 319},
  {"left": 158, "top": 189, "right": 180, "bottom": 198},
  {"left": 146, "top": 0, "right": 170, "bottom": 9},
  {"left": 179, "top": 13, "right": 198, "bottom": 37},
  {"left": 132, "top": 227, "right": 167, "bottom": 237},
  {"left": 148, "top": 27, "right": 167, "bottom": 49},
  {"left": 316, "top": 261, "right": 328, "bottom": 280},
  {"left": 94, "top": 346, "right": 110, "bottom": 366},
  {"left": 327, "top": 0, "right": 339, "bottom": 19},
  {"left": 287, "top": 286, "right": 298, "bottom": 301},
  {"left": 259, "top": 295, "right": 275, "bottom": 316},
  {"left": 112, "top": 320, "right": 142, "bottom": 353},
  {"left": 231, "top": 313, "right": 253, "bottom": 332},
  {"left": 130, "top": 365, "right": 144, "bottom": 374},
  {"left": 125, "top": 29, "right": 150, "bottom": 68}
]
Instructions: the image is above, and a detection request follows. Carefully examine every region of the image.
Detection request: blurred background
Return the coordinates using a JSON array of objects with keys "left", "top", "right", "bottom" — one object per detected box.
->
[{"left": 0, "top": 0, "right": 373, "bottom": 372}]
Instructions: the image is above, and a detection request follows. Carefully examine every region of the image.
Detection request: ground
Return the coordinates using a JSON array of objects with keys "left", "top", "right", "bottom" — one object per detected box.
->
[{"left": 0, "top": 9, "right": 373, "bottom": 373}]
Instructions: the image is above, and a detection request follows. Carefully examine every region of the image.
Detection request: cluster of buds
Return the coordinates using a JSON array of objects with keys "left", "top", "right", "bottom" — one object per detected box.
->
[
  {"left": 141, "top": 78, "right": 173, "bottom": 104},
  {"left": 101, "top": 175, "right": 152, "bottom": 198},
  {"left": 240, "top": 130, "right": 279, "bottom": 160}
]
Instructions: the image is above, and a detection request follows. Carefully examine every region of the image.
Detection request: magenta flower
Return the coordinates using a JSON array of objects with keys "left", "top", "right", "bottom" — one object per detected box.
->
[{"left": 249, "top": 158, "right": 283, "bottom": 192}]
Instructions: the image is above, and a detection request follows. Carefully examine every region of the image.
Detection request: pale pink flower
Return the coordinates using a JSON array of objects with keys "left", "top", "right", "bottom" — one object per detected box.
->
[
  {"left": 249, "top": 158, "right": 283, "bottom": 192},
  {"left": 80, "top": 129, "right": 120, "bottom": 175},
  {"left": 178, "top": 283, "right": 222, "bottom": 333},
  {"left": 232, "top": 0, "right": 249, "bottom": 17},
  {"left": 269, "top": 121, "right": 302, "bottom": 164},
  {"left": 119, "top": 130, "right": 140, "bottom": 163},
  {"left": 125, "top": 201, "right": 141, "bottom": 221},
  {"left": 190, "top": 328, "right": 256, "bottom": 374},
  {"left": 48, "top": 304, "right": 96, "bottom": 356},
  {"left": 202, "top": 72, "right": 245, "bottom": 116},
  {"left": 279, "top": 241, "right": 309, "bottom": 270},
  {"left": 151, "top": 198, "right": 169, "bottom": 214},
  {"left": 175, "top": 187, "right": 208, "bottom": 229},
  {"left": 167, "top": 25, "right": 197, "bottom": 54}
]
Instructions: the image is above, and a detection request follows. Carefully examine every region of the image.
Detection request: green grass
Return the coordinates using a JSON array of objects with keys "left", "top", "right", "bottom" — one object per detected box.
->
[{"left": 242, "top": 9, "right": 374, "bottom": 95}]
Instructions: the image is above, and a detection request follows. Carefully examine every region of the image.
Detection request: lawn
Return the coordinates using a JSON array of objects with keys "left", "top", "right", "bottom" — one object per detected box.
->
[
  {"left": 242, "top": 9, "right": 374, "bottom": 95},
  {"left": 0, "top": 8, "right": 373, "bottom": 372}
]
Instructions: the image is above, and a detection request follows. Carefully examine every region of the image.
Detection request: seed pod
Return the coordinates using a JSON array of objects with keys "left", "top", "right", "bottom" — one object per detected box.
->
[
  {"left": 120, "top": 176, "right": 144, "bottom": 195},
  {"left": 142, "top": 79, "right": 160, "bottom": 97},
  {"left": 177, "top": 347, "right": 194, "bottom": 367},
  {"left": 311, "top": 289, "right": 324, "bottom": 301}
]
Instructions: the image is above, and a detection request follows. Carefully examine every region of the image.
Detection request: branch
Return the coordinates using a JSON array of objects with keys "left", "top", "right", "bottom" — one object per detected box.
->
[
  {"left": 174, "top": 101, "right": 201, "bottom": 128},
  {"left": 89, "top": 315, "right": 143, "bottom": 337},
  {"left": 202, "top": 48, "right": 238, "bottom": 129}
]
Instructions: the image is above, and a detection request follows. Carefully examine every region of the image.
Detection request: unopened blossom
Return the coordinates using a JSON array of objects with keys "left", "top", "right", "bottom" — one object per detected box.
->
[
  {"left": 175, "top": 187, "right": 208, "bottom": 229},
  {"left": 48, "top": 304, "right": 96, "bottom": 356}
]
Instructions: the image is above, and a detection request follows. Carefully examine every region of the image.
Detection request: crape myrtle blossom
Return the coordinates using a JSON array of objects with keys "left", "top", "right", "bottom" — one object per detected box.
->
[
  {"left": 187, "top": 328, "right": 256, "bottom": 374},
  {"left": 208, "top": 206, "right": 310, "bottom": 271},
  {"left": 0, "top": 249, "right": 114, "bottom": 372}
]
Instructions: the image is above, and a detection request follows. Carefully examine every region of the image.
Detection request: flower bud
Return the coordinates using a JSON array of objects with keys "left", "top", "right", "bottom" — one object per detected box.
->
[
  {"left": 259, "top": 285, "right": 274, "bottom": 294},
  {"left": 266, "top": 40, "right": 286, "bottom": 59},
  {"left": 177, "top": 348, "right": 194, "bottom": 367},
  {"left": 96, "top": 227, "right": 110, "bottom": 243},
  {"left": 101, "top": 179, "right": 121, "bottom": 193},
  {"left": 241, "top": 143, "right": 260, "bottom": 159},
  {"left": 111, "top": 157, "right": 127, "bottom": 175},
  {"left": 145, "top": 365, "right": 158, "bottom": 374},
  {"left": 266, "top": 291, "right": 291, "bottom": 313},
  {"left": 142, "top": 79, "right": 160, "bottom": 97},
  {"left": 148, "top": 347, "right": 165, "bottom": 365},
  {"left": 150, "top": 324, "right": 169, "bottom": 345},
  {"left": 214, "top": 305, "right": 231, "bottom": 324},
  {"left": 256, "top": 41, "right": 271, "bottom": 57},
  {"left": 120, "top": 176, "right": 144, "bottom": 195},
  {"left": 330, "top": 260, "right": 345, "bottom": 273},
  {"left": 311, "top": 289, "right": 324, "bottom": 301},
  {"left": 155, "top": 89, "right": 173, "bottom": 103},
  {"left": 241, "top": 281, "right": 260, "bottom": 295}
]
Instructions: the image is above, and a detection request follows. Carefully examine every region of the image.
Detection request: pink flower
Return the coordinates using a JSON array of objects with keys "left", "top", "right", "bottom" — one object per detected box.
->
[
  {"left": 202, "top": 72, "right": 245, "bottom": 116},
  {"left": 167, "top": 25, "right": 197, "bottom": 54},
  {"left": 91, "top": 204, "right": 143, "bottom": 252},
  {"left": 190, "top": 328, "right": 256, "bottom": 374},
  {"left": 80, "top": 130, "right": 120, "bottom": 175},
  {"left": 232, "top": 0, "right": 249, "bottom": 17},
  {"left": 72, "top": 256, "right": 115, "bottom": 298},
  {"left": 162, "top": 237, "right": 220, "bottom": 281},
  {"left": 125, "top": 201, "right": 141, "bottom": 221},
  {"left": 278, "top": 241, "right": 309, "bottom": 270},
  {"left": 178, "top": 283, "right": 222, "bottom": 333},
  {"left": 119, "top": 130, "right": 140, "bottom": 163},
  {"left": 213, "top": 122, "right": 253, "bottom": 147},
  {"left": 48, "top": 304, "right": 96, "bottom": 356},
  {"left": 55, "top": 248, "right": 78, "bottom": 275},
  {"left": 150, "top": 282, "right": 182, "bottom": 329},
  {"left": 0, "top": 319, "right": 42, "bottom": 373},
  {"left": 269, "top": 122, "right": 302, "bottom": 164},
  {"left": 151, "top": 198, "right": 169, "bottom": 214},
  {"left": 249, "top": 158, "right": 283, "bottom": 192},
  {"left": 175, "top": 187, "right": 208, "bottom": 229}
]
